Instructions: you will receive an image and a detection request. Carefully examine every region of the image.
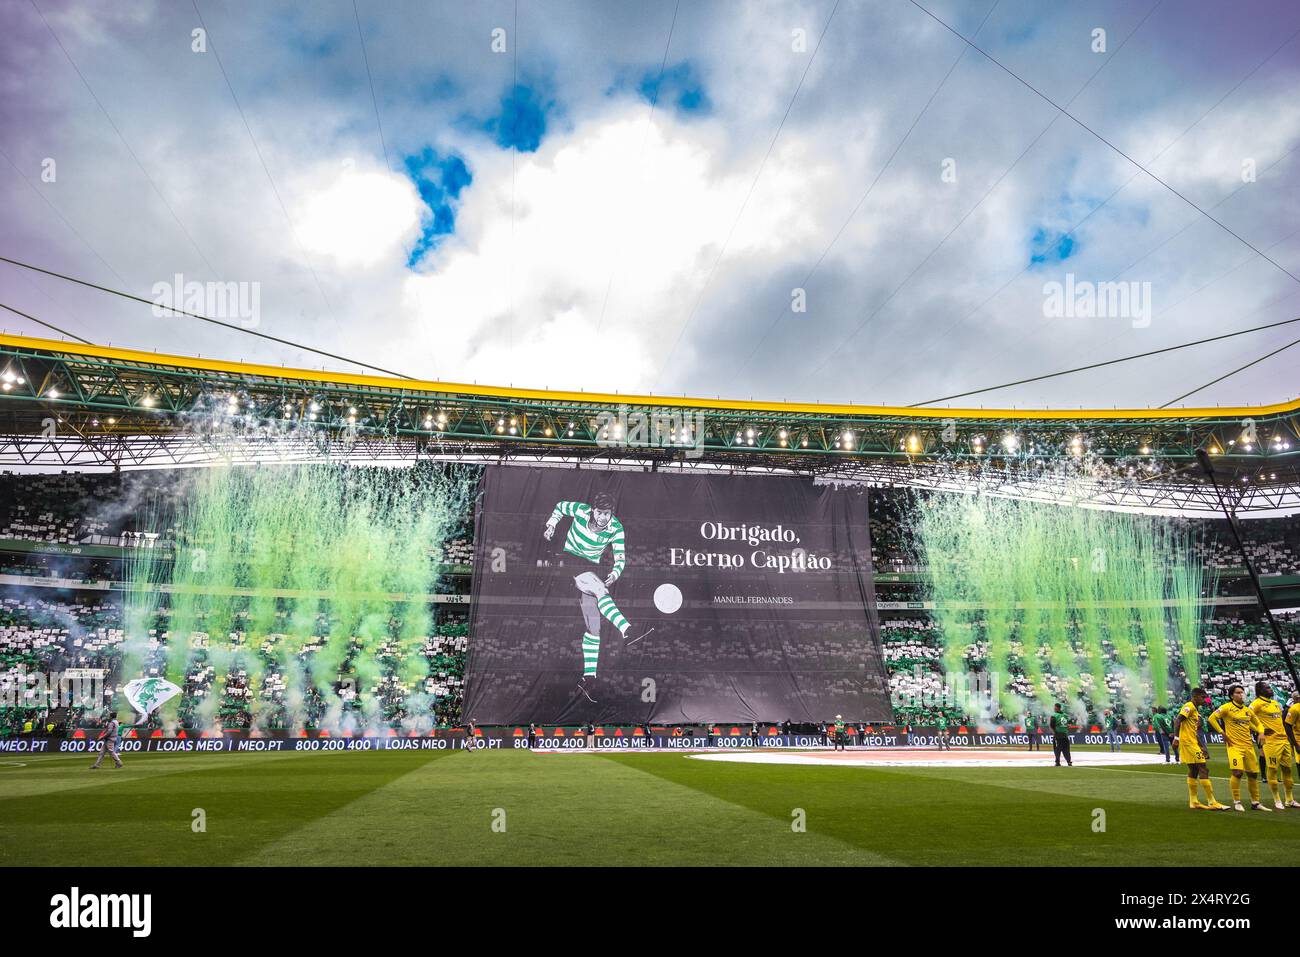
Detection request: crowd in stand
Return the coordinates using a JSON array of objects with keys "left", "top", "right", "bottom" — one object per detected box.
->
[{"left": 2, "top": 471, "right": 1299, "bottom": 736}]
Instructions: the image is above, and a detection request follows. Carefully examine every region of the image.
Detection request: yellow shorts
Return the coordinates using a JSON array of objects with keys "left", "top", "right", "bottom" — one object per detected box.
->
[
  {"left": 1180, "top": 743, "right": 1207, "bottom": 765},
  {"left": 1262, "top": 739, "right": 1294, "bottom": 771},
  {"left": 1227, "top": 746, "right": 1260, "bottom": 774}
]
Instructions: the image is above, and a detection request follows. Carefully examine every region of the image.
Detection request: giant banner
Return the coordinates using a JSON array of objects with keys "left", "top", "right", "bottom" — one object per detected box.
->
[{"left": 461, "top": 467, "right": 888, "bottom": 724}]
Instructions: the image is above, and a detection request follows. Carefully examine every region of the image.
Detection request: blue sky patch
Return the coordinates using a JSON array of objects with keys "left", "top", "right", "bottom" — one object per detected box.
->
[
  {"left": 1028, "top": 228, "right": 1078, "bottom": 266},
  {"left": 405, "top": 147, "right": 472, "bottom": 267},
  {"left": 607, "top": 61, "right": 711, "bottom": 117},
  {"left": 639, "top": 62, "right": 711, "bottom": 115},
  {"left": 478, "top": 82, "right": 553, "bottom": 152}
]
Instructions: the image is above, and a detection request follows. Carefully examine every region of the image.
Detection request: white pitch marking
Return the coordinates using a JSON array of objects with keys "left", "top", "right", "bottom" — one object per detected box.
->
[{"left": 688, "top": 750, "right": 1169, "bottom": 769}]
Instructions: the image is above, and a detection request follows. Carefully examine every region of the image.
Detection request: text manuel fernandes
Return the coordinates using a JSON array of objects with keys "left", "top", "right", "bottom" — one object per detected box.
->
[{"left": 668, "top": 522, "right": 834, "bottom": 573}]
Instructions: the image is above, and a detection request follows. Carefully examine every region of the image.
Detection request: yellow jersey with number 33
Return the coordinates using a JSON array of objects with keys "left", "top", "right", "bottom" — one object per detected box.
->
[{"left": 1177, "top": 701, "right": 1204, "bottom": 759}]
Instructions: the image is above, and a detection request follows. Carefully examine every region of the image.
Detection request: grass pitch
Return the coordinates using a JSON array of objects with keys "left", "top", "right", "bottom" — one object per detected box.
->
[{"left": 2, "top": 745, "right": 1297, "bottom": 866}]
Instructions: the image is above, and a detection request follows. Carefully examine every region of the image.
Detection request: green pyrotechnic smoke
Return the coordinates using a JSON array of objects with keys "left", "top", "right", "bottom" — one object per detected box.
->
[
  {"left": 118, "top": 496, "right": 170, "bottom": 704},
  {"left": 915, "top": 494, "right": 978, "bottom": 707},
  {"left": 913, "top": 491, "right": 1208, "bottom": 721},
  {"left": 1009, "top": 507, "right": 1052, "bottom": 712},
  {"left": 1135, "top": 522, "right": 1172, "bottom": 707},
  {"left": 134, "top": 463, "right": 472, "bottom": 732},
  {"left": 1169, "top": 524, "right": 1213, "bottom": 691}
]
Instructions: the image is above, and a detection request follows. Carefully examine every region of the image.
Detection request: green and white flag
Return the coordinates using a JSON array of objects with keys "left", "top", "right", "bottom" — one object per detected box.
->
[{"left": 123, "top": 677, "right": 182, "bottom": 724}]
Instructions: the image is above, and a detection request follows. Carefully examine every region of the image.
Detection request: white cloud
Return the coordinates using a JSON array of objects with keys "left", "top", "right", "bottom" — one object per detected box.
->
[
  {"left": 294, "top": 162, "right": 422, "bottom": 270},
  {"left": 400, "top": 109, "right": 833, "bottom": 392},
  {"left": 3, "top": 0, "right": 1298, "bottom": 408}
]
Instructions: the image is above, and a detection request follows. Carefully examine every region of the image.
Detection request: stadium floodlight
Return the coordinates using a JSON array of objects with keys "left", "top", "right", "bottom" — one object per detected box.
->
[{"left": 1002, "top": 433, "right": 1018, "bottom": 452}]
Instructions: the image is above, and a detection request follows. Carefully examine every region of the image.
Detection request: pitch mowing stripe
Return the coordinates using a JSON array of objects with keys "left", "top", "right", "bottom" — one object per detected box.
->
[
  {"left": 597, "top": 753, "right": 908, "bottom": 866},
  {"left": 0, "top": 751, "right": 306, "bottom": 802},
  {"left": 605, "top": 753, "right": 1300, "bottom": 865},
  {"left": 0, "top": 751, "right": 446, "bottom": 867},
  {"left": 238, "top": 750, "right": 901, "bottom": 866}
]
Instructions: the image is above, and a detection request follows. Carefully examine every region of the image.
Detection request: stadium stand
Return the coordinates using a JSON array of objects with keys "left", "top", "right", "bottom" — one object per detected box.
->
[{"left": 1, "top": 471, "right": 1297, "bottom": 734}]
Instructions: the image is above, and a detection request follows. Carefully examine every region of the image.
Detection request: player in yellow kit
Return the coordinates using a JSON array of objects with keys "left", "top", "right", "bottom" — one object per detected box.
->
[
  {"left": 1287, "top": 690, "right": 1300, "bottom": 804},
  {"left": 1176, "top": 688, "right": 1229, "bottom": 810},
  {"left": 1249, "top": 681, "right": 1299, "bottom": 810},
  {"left": 1209, "top": 684, "right": 1270, "bottom": 812}
]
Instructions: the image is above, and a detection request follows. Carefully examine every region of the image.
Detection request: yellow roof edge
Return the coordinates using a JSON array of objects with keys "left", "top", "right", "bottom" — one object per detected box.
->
[{"left": 2, "top": 331, "right": 1296, "bottom": 421}]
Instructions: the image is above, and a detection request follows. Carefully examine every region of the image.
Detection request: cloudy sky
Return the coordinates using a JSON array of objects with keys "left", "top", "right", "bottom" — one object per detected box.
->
[{"left": 1, "top": 0, "right": 1298, "bottom": 409}]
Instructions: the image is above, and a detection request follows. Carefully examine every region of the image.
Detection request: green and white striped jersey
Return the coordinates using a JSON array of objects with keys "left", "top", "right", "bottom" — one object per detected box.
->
[{"left": 548, "top": 501, "right": 626, "bottom": 581}]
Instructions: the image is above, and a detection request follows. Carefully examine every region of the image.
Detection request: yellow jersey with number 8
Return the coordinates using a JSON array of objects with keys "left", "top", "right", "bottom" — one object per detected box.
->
[{"left": 1210, "top": 701, "right": 1262, "bottom": 750}]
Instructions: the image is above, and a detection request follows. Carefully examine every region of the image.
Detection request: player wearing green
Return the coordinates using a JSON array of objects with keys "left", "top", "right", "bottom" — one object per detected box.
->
[
  {"left": 935, "top": 713, "right": 951, "bottom": 751},
  {"left": 1025, "top": 712, "right": 1040, "bottom": 751},
  {"left": 544, "top": 492, "right": 652, "bottom": 703},
  {"left": 833, "top": 715, "right": 847, "bottom": 751},
  {"left": 1153, "top": 707, "right": 1173, "bottom": 763},
  {"left": 1050, "top": 703, "right": 1072, "bottom": 767}
]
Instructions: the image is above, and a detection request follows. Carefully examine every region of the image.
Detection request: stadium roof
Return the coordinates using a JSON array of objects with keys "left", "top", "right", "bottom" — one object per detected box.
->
[{"left": 1, "top": 332, "right": 1298, "bottom": 512}]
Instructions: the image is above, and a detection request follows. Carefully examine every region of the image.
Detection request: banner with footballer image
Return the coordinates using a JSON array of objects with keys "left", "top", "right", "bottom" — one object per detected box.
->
[{"left": 461, "top": 466, "right": 888, "bottom": 724}]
